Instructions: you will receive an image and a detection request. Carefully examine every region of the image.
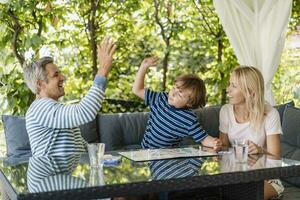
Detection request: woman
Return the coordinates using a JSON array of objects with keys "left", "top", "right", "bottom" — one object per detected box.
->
[{"left": 219, "top": 66, "right": 284, "bottom": 200}]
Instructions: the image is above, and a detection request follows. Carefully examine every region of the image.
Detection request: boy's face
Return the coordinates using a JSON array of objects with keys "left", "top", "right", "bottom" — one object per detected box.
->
[{"left": 168, "top": 81, "right": 192, "bottom": 108}]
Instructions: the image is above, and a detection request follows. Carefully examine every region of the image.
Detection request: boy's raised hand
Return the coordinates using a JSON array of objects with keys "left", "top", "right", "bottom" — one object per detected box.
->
[{"left": 140, "top": 56, "right": 159, "bottom": 69}]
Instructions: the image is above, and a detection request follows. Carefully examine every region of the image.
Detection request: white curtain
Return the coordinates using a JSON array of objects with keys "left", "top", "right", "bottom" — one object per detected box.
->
[{"left": 213, "top": 0, "right": 292, "bottom": 105}]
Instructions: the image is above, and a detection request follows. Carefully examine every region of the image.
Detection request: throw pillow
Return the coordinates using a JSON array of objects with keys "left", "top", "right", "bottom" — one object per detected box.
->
[{"left": 2, "top": 115, "right": 32, "bottom": 157}]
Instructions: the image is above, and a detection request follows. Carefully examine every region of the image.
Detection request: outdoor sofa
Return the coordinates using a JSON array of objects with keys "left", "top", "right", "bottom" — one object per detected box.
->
[{"left": 2, "top": 101, "right": 300, "bottom": 199}]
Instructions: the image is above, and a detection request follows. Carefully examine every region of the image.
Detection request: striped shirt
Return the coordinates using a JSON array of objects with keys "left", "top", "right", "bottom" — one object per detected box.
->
[
  {"left": 27, "top": 155, "right": 84, "bottom": 193},
  {"left": 25, "top": 76, "right": 106, "bottom": 156},
  {"left": 149, "top": 158, "right": 203, "bottom": 180},
  {"left": 141, "top": 89, "right": 208, "bottom": 149}
]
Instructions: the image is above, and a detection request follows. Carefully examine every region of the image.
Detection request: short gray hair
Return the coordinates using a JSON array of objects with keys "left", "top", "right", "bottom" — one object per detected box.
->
[{"left": 23, "top": 57, "right": 53, "bottom": 94}]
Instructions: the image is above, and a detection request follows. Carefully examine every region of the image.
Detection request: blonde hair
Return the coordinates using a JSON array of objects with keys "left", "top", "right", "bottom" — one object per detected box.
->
[{"left": 232, "top": 66, "right": 268, "bottom": 130}]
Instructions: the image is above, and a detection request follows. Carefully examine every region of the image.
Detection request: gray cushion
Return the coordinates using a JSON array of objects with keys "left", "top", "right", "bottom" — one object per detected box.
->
[
  {"left": 2, "top": 115, "right": 32, "bottom": 157},
  {"left": 79, "top": 119, "right": 99, "bottom": 143},
  {"left": 281, "top": 106, "right": 300, "bottom": 187},
  {"left": 97, "top": 112, "right": 149, "bottom": 151},
  {"left": 195, "top": 105, "right": 222, "bottom": 138},
  {"left": 281, "top": 106, "right": 300, "bottom": 159},
  {"left": 274, "top": 101, "right": 294, "bottom": 124},
  {"left": 180, "top": 106, "right": 221, "bottom": 146}
]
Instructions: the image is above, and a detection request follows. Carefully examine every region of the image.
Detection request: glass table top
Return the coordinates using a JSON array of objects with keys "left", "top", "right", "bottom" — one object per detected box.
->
[{"left": 1, "top": 146, "right": 300, "bottom": 196}]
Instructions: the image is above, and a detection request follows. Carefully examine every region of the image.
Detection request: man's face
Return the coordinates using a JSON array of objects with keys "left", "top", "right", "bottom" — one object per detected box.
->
[
  {"left": 39, "top": 63, "right": 65, "bottom": 101},
  {"left": 168, "top": 81, "right": 192, "bottom": 108}
]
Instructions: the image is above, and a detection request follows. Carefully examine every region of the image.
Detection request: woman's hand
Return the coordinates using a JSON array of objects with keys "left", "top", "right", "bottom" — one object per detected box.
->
[
  {"left": 212, "top": 138, "right": 222, "bottom": 151},
  {"left": 247, "top": 154, "right": 261, "bottom": 167},
  {"left": 248, "top": 140, "right": 264, "bottom": 155}
]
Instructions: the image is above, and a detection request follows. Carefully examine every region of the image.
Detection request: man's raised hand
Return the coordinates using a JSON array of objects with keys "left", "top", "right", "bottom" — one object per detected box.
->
[{"left": 97, "top": 37, "right": 117, "bottom": 77}]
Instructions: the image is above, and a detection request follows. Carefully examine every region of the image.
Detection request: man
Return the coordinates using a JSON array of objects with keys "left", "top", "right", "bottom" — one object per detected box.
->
[{"left": 24, "top": 37, "right": 116, "bottom": 156}]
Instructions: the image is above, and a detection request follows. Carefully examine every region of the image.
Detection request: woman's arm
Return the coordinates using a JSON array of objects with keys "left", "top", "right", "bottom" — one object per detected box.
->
[
  {"left": 248, "top": 134, "right": 281, "bottom": 157},
  {"left": 201, "top": 135, "right": 222, "bottom": 151},
  {"left": 266, "top": 134, "right": 281, "bottom": 157},
  {"left": 219, "top": 132, "right": 230, "bottom": 147}
]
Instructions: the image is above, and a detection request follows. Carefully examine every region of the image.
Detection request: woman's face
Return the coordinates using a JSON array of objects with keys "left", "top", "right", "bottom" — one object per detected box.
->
[{"left": 227, "top": 73, "right": 245, "bottom": 105}]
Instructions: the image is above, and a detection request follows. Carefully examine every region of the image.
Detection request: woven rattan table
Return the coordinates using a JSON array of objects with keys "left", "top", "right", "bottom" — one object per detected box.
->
[{"left": 1, "top": 149, "right": 300, "bottom": 200}]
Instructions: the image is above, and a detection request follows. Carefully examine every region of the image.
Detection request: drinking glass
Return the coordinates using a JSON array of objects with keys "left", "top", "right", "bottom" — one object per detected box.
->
[
  {"left": 233, "top": 139, "right": 248, "bottom": 163},
  {"left": 87, "top": 143, "right": 105, "bottom": 167}
]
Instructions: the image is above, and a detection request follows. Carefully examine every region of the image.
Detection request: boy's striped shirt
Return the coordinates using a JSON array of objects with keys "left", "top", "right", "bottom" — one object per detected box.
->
[{"left": 141, "top": 89, "right": 207, "bottom": 149}]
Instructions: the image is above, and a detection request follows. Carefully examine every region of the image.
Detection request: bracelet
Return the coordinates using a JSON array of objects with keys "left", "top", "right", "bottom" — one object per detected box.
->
[{"left": 258, "top": 146, "right": 264, "bottom": 154}]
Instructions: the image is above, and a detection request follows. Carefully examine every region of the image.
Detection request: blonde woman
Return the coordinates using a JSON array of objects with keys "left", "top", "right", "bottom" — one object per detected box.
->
[{"left": 219, "top": 66, "right": 284, "bottom": 200}]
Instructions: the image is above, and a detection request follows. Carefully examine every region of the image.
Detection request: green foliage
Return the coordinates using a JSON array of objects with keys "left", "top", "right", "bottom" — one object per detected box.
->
[
  {"left": 273, "top": 37, "right": 300, "bottom": 107},
  {"left": 0, "top": 162, "right": 28, "bottom": 193},
  {"left": 199, "top": 158, "right": 220, "bottom": 175},
  {"left": 0, "top": 66, "right": 34, "bottom": 115},
  {"left": 0, "top": 0, "right": 299, "bottom": 119}
]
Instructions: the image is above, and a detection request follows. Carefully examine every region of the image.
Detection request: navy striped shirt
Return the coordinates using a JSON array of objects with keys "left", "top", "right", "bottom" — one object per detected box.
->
[
  {"left": 149, "top": 158, "right": 203, "bottom": 180},
  {"left": 25, "top": 76, "right": 106, "bottom": 156},
  {"left": 141, "top": 89, "right": 208, "bottom": 149}
]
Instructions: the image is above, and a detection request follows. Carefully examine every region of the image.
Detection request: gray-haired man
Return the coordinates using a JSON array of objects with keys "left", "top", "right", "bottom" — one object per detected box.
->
[{"left": 24, "top": 37, "right": 116, "bottom": 156}]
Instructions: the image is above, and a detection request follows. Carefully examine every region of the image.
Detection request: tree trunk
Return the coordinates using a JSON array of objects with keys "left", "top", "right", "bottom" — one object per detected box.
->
[
  {"left": 89, "top": 0, "right": 98, "bottom": 77},
  {"left": 8, "top": 10, "right": 24, "bottom": 67}
]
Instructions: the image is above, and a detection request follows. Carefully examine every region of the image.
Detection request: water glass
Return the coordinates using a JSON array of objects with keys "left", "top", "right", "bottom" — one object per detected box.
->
[
  {"left": 233, "top": 139, "right": 248, "bottom": 163},
  {"left": 89, "top": 166, "right": 105, "bottom": 186},
  {"left": 87, "top": 143, "right": 105, "bottom": 167}
]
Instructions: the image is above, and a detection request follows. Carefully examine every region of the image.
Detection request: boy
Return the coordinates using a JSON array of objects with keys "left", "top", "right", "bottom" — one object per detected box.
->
[{"left": 132, "top": 57, "right": 222, "bottom": 150}]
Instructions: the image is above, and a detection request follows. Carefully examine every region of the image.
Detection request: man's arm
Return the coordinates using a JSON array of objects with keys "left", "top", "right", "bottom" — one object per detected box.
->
[
  {"left": 27, "top": 37, "right": 116, "bottom": 129},
  {"left": 132, "top": 57, "right": 159, "bottom": 100}
]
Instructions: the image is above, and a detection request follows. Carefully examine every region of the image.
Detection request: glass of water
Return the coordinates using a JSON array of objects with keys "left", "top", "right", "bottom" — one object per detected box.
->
[
  {"left": 233, "top": 139, "right": 248, "bottom": 163},
  {"left": 87, "top": 143, "right": 105, "bottom": 167}
]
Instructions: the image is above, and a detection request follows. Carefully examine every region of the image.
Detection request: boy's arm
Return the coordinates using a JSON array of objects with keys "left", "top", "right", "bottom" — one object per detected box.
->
[{"left": 132, "top": 57, "right": 159, "bottom": 100}]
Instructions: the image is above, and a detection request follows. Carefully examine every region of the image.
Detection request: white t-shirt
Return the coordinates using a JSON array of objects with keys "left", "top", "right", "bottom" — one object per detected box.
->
[{"left": 219, "top": 104, "right": 282, "bottom": 148}]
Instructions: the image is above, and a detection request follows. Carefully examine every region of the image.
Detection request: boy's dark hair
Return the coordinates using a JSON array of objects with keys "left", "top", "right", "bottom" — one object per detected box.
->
[{"left": 175, "top": 74, "right": 206, "bottom": 109}]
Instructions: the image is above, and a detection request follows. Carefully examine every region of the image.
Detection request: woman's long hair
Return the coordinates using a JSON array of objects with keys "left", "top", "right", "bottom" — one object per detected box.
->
[{"left": 232, "top": 66, "right": 269, "bottom": 131}]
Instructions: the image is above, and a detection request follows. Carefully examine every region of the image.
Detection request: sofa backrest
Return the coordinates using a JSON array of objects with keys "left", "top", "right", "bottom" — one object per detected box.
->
[
  {"left": 1, "top": 101, "right": 296, "bottom": 157},
  {"left": 195, "top": 105, "right": 221, "bottom": 138},
  {"left": 97, "top": 112, "right": 149, "bottom": 151},
  {"left": 97, "top": 105, "right": 222, "bottom": 150},
  {"left": 281, "top": 106, "right": 300, "bottom": 159}
]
